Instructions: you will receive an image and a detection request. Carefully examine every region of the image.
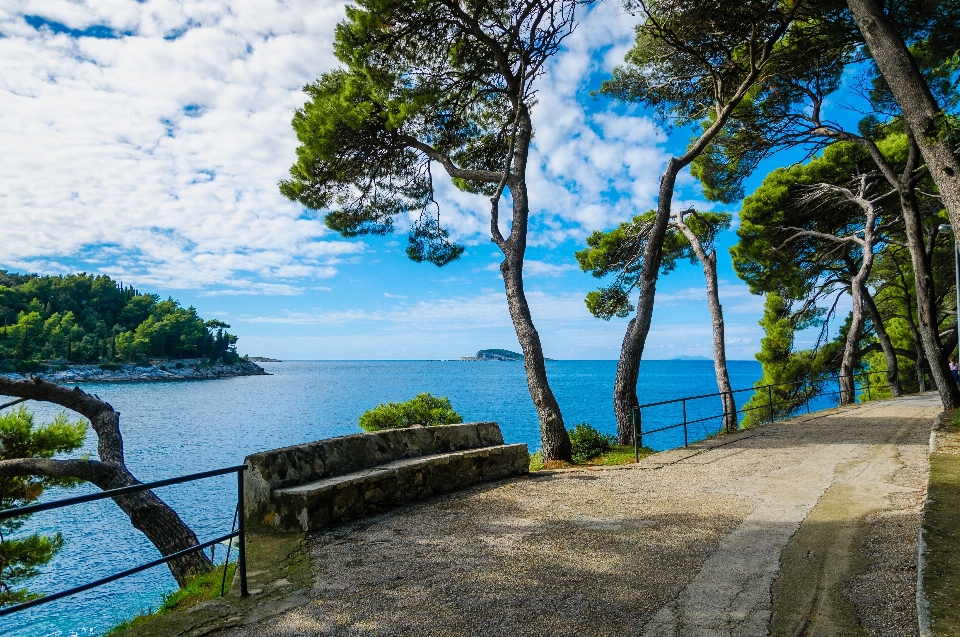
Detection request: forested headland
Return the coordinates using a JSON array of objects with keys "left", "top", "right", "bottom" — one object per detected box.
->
[{"left": 0, "top": 271, "right": 240, "bottom": 372}]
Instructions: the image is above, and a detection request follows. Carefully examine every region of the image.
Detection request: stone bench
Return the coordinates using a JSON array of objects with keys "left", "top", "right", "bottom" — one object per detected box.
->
[{"left": 243, "top": 422, "right": 528, "bottom": 533}]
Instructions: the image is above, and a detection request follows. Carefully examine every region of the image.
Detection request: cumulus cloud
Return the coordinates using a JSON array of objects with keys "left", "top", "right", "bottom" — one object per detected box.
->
[
  {"left": 0, "top": 0, "right": 352, "bottom": 291},
  {"left": 0, "top": 0, "right": 718, "bottom": 305}
]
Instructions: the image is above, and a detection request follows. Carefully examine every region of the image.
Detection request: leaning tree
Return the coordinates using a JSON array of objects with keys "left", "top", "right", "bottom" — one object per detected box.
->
[
  {"left": 279, "top": 0, "right": 596, "bottom": 461},
  {"left": 595, "top": 0, "right": 820, "bottom": 436},
  {"left": 576, "top": 210, "right": 737, "bottom": 439},
  {"left": 0, "top": 378, "right": 211, "bottom": 587}
]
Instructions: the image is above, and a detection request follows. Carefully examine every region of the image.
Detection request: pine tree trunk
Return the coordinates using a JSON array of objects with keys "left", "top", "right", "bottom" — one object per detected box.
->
[
  {"left": 499, "top": 109, "right": 570, "bottom": 463},
  {"left": 846, "top": 0, "right": 960, "bottom": 230},
  {"left": 613, "top": 159, "right": 681, "bottom": 443},
  {"left": 861, "top": 286, "right": 903, "bottom": 396},
  {"left": 840, "top": 282, "right": 866, "bottom": 405},
  {"left": 674, "top": 221, "right": 737, "bottom": 432},
  {"left": 898, "top": 188, "right": 960, "bottom": 407}
]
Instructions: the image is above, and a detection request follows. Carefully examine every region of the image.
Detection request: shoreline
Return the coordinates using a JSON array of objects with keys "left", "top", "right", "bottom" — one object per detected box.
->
[{"left": 0, "top": 359, "right": 268, "bottom": 384}]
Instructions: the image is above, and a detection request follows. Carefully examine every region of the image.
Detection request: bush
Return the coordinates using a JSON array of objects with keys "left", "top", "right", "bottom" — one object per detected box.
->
[
  {"left": 568, "top": 422, "right": 616, "bottom": 464},
  {"left": 99, "top": 363, "right": 123, "bottom": 371},
  {"left": 358, "top": 393, "right": 463, "bottom": 431}
]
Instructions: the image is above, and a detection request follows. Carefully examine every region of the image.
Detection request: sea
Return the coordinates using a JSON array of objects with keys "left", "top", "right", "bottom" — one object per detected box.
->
[{"left": 6, "top": 359, "right": 782, "bottom": 637}]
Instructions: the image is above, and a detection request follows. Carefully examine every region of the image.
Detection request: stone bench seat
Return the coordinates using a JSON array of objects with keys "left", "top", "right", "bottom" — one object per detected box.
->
[
  {"left": 244, "top": 422, "right": 528, "bottom": 533},
  {"left": 273, "top": 444, "right": 527, "bottom": 532}
]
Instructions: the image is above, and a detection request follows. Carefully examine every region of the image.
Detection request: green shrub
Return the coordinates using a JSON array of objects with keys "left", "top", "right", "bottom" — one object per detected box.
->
[
  {"left": 529, "top": 450, "right": 545, "bottom": 471},
  {"left": 99, "top": 363, "right": 123, "bottom": 371},
  {"left": 358, "top": 393, "right": 463, "bottom": 431},
  {"left": 568, "top": 422, "right": 616, "bottom": 464}
]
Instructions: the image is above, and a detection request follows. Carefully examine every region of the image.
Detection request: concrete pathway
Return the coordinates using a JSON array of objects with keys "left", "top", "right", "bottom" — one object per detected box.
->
[{"left": 219, "top": 393, "right": 939, "bottom": 637}]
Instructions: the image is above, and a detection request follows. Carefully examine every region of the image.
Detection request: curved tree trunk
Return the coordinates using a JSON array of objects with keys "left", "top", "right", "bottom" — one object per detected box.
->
[
  {"left": 846, "top": 0, "right": 960, "bottom": 228},
  {"left": 899, "top": 186, "right": 960, "bottom": 406},
  {"left": 853, "top": 132, "right": 960, "bottom": 407},
  {"left": 674, "top": 217, "right": 737, "bottom": 431},
  {"left": 613, "top": 160, "right": 680, "bottom": 444},
  {"left": 839, "top": 285, "right": 866, "bottom": 405},
  {"left": 861, "top": 286, "right": 903, "bottom": 396},
  {"left": 0, "top": 378, "right": 212, "bottom": 586},
  {"left": 498, "top": 109, "right": 570, "bottom": 462}
]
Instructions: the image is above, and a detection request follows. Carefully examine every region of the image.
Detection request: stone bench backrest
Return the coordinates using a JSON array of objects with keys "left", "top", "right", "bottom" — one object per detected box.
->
[{"left": 243, "top": 422, "right": 504, "bottom": 492}]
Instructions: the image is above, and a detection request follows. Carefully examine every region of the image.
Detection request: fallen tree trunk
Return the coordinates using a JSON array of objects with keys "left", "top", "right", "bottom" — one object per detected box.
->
[{"left": 0, "top": 377, "right": 212, "bottom": 586}]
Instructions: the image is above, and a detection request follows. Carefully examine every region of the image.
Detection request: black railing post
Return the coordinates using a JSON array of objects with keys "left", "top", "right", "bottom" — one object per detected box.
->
[
  {"left": 866, "top": 373, "right": 871, "bottom": 401},
  {"left": 767, "top": 385, "right": 773, "bottom": 423},
  {"left": 237, "top": 468, "right": 249, "bottom": 597},
  {"left": 682, "top": 399, "right": 688, "bottom": 447},
  {"left": 632, "top": 407, "right": 639, "bottom": 463}
]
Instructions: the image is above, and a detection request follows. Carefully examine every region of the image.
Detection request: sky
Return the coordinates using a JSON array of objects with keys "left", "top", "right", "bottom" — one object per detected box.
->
[{"left": 0, "top": 0, "right": 800, "bottom": 361}]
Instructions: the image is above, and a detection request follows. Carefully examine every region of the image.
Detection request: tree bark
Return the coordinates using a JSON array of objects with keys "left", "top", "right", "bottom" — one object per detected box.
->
[
  {"left": 609, "top": 9, "right": 798, "bottom": 440},
  {"left": 861, "top": 286, "right": 903, "bottom": 396},
  {"left": 613, "top": 160, "right": 680, "bottom": 444},
  {"left": 0, "top": 377, "right": 212, "bottom": 586},
  {"left": 674, "top": 216, "right": 738, "bottom": 431},
  {"left": 896, "top": 187, "right": 960, "bottom": 406},
  {"left": 840, "top": 282, "right": 866, "bottom": 404},
  {"left": 498, "top": 108, "right": 570, "bottom": 462},
  {"left": 846, "top": 0, "right": 960, "bottom": 232}
]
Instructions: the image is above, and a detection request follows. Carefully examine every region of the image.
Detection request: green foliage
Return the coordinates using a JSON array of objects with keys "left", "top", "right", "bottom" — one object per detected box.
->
[
  {"left": 278, "top": 0, "right": 573, "bottom": 265},
  {"left": 740, "top": 294, "right": 841, "bottom": 428},
  {"left": 105, "top": 562, "right": 237, "bottom": 634},
  {"left": 358, "top": 393, "right": 463, "bottom": 431},
  {"left": 0, "top": 271, "right": 239, "bottom": 365},
  {"left": 732, "top": 141, "right": 878, "bottom": 300},
  {"left": 567, "top": 422, "right": 616, "bottom": 464},
  {"left": 0, "top": 408, "right": 86, "bottom": 607},
  {"left": 576, "top": 210, "right": 731, "bottom": 319}
]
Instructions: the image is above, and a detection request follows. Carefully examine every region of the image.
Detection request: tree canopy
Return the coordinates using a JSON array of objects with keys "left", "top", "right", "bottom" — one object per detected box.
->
[
  {"left": 0, "top": 271, "right": 239, "bottom": 368},
  {"left": 0, "top": 408, "right": 86, "bottom": 607}
]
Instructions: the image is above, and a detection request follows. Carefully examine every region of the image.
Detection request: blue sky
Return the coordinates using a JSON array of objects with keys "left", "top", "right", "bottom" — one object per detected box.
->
[{"left": 0, "top": 0, "right": 835, "bottom": 360}]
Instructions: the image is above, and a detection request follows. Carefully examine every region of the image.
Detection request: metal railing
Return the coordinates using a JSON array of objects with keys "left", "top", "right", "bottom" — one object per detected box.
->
[
  {"left": 628, "top": 367, "right": 932, "bottom": 462},
  {"left": 0, "top": 465, "right": 249, "bottom": 618}
]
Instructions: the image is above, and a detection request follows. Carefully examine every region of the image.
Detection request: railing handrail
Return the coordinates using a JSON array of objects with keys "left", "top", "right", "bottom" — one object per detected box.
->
[
  {"left": 635, "top": 369, "right": 888, "bottom": 411},
  {"left": 628, "top": 366, "right": 928, "bottom": 461},
  {"left": 0, "top": 464, "right": 249, "bottom": 618},
  {"left": 0, "top": 464, "right": 246, "bottom": 520}
]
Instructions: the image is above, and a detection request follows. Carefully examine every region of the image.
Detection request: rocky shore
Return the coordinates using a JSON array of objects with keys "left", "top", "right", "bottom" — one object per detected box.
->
[{"left": 0, "top": 358, "right": 268, "bottom": 383}]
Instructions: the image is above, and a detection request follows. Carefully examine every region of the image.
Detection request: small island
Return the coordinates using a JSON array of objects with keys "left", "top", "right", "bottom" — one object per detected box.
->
[{"left": 460, "top": 349, "right": 553, "bottom": 361}]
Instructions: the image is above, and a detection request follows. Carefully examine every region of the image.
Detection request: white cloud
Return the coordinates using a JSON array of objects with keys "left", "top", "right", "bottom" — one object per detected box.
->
[
  {"left": 0, "top": 0, "right": 352, "bottom": 289},
  {"left": 483, "top": 259, "right": 578, "bottom": 277}
]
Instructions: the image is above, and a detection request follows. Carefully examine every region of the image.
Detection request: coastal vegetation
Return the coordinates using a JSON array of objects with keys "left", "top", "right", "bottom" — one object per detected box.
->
[
  {"left": 0, "top": 271, "right": 239, "bottom": 371},
  {"left": 0, "top": 408, "right": 86, "bottom": 606},
  {"left": 578, "top": 0, "right": 959, "bottom": 422},
  {"left": 358, "top": 393, "right": 463, "bottom": 431},
  {"left": 105, "top": 563, "right": 237, "bottom": 635}
]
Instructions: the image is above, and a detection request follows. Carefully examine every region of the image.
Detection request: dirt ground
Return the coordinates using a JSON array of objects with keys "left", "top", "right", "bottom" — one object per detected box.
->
[{"left": 206, "top": 394, "right": 939, "bottom": 637}]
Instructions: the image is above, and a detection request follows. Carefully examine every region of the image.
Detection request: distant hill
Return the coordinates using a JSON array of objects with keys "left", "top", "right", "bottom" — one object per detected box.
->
[{"left": 671, "top": 355, "right": 712, "bottom": 361}]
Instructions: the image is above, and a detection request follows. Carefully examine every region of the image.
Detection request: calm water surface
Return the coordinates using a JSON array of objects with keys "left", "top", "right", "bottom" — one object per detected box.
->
[{"left": 8, "top": 359, "right": 763, "bottom": 637}]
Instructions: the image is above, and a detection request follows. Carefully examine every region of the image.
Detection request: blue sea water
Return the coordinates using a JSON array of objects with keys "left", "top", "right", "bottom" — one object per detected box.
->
[{"left": 6, "top": 359, "right": 766, "bottom": 637}]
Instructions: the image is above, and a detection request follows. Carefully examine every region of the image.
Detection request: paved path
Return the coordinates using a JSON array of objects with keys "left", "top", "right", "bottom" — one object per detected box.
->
[{"left": 222, "top": 393, "right": 939, "bottom": 637}]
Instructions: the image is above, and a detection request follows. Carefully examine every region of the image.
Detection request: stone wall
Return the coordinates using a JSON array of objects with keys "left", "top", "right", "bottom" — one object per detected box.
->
[{"left": 244, "top": 422, "right": 528, "bottom": 532}]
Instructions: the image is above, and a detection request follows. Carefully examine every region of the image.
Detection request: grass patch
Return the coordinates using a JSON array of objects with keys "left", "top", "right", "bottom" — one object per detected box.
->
[
  {"left": 106, "top": 562, "right": 236, "bottom": 635},
  {"left": 584, "top": 444, "right": 655, "bottom": 466},
  {"left": 528, "top": 444, "right": 655, "bottom": 471},
  {"left": 925, "top": 451, "right": 960, "bottom": 635}
]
